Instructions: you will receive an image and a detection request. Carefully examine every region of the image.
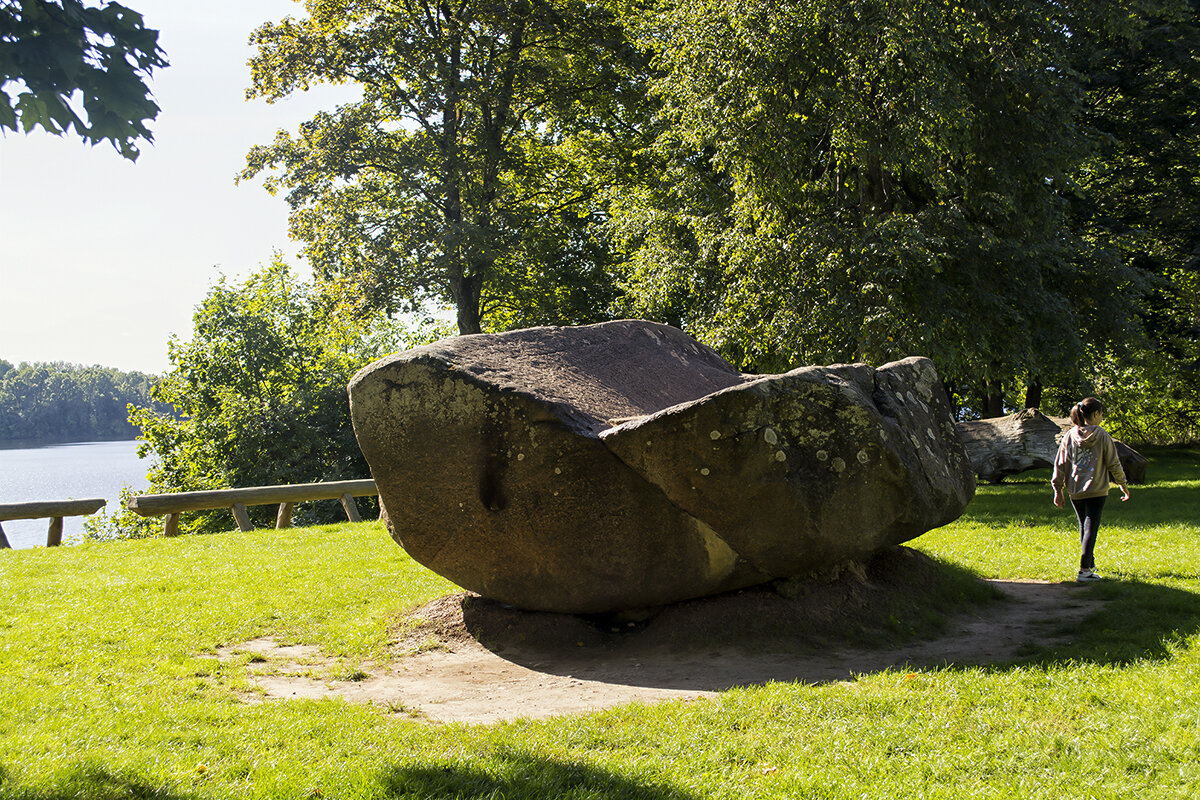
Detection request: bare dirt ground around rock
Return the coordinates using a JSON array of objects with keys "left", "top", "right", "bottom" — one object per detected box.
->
[{"left": 216, "top": 551, "right": 1103, "bottom": 725}]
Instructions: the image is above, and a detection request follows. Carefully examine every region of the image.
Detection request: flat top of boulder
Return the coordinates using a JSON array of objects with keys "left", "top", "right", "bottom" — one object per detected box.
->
[{"left": 353, "top": 320, "right": 749, "bottom": 434}]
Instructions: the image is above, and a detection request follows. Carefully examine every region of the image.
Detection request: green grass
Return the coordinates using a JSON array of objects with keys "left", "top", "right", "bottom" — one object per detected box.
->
[{"left": 2, "top": 447, "right": 1199, "bottom": 799}]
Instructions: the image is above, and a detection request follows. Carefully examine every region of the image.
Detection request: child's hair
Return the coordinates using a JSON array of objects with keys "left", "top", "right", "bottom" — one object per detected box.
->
[{"left": 1070, "top": 397, "right": 1104, "bottom": 426}]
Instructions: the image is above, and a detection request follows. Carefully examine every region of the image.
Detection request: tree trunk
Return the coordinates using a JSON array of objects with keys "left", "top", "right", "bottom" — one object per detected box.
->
[
  {"left": 441, "top": 8, "right": 475, "bottom": 334},
  {"left": 1024, "top": 377, "right": 1043, "bottom": 410},
  {"left": 942, "top": 379, "right": 960, "bottom": 420},
  {"left": 981, "top": 377, "right": 1005, "bottom": 418},
  {"left": 451, "top": 272, "right": 483, "bottom": 334}
]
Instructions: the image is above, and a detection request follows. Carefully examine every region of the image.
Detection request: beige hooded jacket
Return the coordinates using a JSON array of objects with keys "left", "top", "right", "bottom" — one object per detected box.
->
[{"left": 1051, "top": 425, "right": 1128, "bottom": 500}]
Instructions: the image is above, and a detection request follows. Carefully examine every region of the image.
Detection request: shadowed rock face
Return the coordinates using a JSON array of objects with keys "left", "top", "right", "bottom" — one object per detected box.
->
[{"left": 349, "top": 320, "right": 975, "bottom": 613}]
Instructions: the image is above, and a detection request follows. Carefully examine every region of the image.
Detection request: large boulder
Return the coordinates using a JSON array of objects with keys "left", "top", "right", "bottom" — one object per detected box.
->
[{"left": 349, "top": 320, "right": 974, "bottom": 614}]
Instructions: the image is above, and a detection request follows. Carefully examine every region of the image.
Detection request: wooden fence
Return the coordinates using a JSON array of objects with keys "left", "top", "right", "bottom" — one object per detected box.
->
[
  {"left": 126, "top": 479, "right": 379, "bottom": 536},
  {"left": 0, "top": 480, "right": 379, "bottom": 549},
  {"left": 0, "top": 499, "right": 106, "bottom": 548}
]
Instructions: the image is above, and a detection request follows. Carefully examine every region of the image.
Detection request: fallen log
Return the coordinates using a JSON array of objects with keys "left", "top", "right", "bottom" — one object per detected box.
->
[{"left": 956, "top": 409, "right": 1147, "bottom": 485}]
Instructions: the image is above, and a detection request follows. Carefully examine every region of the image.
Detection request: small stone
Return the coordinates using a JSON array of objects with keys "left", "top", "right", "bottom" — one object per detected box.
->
[
  {"left": 700, "top": 467, "right": 710, "bottom": 476},
  {"left": 816, "top": 450, "right": 829, "bottom": 461},
  {"left": 710, "top": 430, "right": 721, "bottom": 440},
  {"left": 775, "top": 450, "right": 786, "bottom": 462},
  {"left": 554, "top": 467, "right": 562, "bottom": 474},
  {"left": 764, "top": 428, "right": 778, "bottom": 445},
  {"left": 831, "top": 457, "right": 846, "bottom": 472},
  {"left": 857, "top": 449, "right": 870, "bottom": 464},
  {"left": 517, "top": 453, "right": 525, "bottom": 461}
]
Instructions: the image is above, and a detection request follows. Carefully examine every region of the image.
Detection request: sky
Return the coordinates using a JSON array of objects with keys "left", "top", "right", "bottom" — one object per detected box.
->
[{"left": 0, "top": 1, "right": 356, "bottom": 374}]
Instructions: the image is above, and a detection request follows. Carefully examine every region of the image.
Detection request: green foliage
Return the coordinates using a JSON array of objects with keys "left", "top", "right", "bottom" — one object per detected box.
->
[
  {"left": 1072, "top": 0, "right": 1200, "bottom": 281},
  {"left": 611, "top": 0, "right": 1146, "bottom": 386},
  {"left": 234, "top": 0, "right": 1198, "bottom": 432},
  {"left": 0, "top": 0, "right": 168, "bottom": 159},
  {"left": 128, "top": 260, "right": 417, "bottom": 533},
  {"left": 241, "top": 0, "right": 639, "bottom": 335},
  {"left": 81, "top": 485, "right": 159, "bottom": 542},
  {"left": 1097, "top": 345, "right": 1200, "bottom": 445},
  {"left": 0, "top": 358, "right": 161, "bottom": 442},
  {"left": 1068, "top": 0, "right": 1200, "bottom": 441}
]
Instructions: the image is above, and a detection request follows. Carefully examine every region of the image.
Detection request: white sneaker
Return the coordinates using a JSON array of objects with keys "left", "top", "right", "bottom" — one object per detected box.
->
[{"left": 1076, "top": 568, "right": 1102, "bottom": 582}]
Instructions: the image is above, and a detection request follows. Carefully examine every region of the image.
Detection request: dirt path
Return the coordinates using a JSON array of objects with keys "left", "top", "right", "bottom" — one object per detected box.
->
[{"left": 219, "top": 576, "right": 1101, "bottom": 725}]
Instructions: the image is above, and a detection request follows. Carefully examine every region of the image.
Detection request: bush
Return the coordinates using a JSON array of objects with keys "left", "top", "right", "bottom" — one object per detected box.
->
[{"left": 116, "top": 260, "right": 443, "bottom": 535}]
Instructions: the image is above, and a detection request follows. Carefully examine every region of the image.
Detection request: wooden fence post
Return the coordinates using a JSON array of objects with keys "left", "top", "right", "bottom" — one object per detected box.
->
[
  {"left": 276, "top": 502, "right": 294, "bottom": 529},
  {"left": 47, "top": 517, "right": 64, "bottom": 547},
  {"left": 231, "top": 503, "right": 253, "bottom": 532},
  {"left": 163, "top": 513, "right": 180, "bottom": 537},
  {"left": 340, "top": 493, "right": 361, "bottom": 523}
]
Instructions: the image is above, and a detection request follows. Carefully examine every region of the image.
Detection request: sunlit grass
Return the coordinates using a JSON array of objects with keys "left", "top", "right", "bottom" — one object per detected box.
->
[{"left": 1, "top": 447, "right": 1198, "bottom": 798}]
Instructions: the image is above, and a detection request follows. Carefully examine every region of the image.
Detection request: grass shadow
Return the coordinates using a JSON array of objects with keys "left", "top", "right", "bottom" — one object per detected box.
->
[
  {"left": 396, "top": 551, "right": 1200, "bottom": 693},
  {"left": 1016, "top": 577, "right": 1200, "bottom": 666},
  {"left": 396, "top": 549, "right": 1005, "bottom": 689},
  {"left": 378, "top": 749, "right": 697, "bottom": 800},
  {"left": 461, "top": 547, "right": 1000, "bottom": 660},
  {"left": 0, "top": 765, "right": 199, "bottom": 800}
]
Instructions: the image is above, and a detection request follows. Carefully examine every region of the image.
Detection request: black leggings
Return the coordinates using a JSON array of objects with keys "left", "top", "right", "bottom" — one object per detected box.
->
[{"left": 1071, "top": 496, "right": 1106, "bottom": 570}]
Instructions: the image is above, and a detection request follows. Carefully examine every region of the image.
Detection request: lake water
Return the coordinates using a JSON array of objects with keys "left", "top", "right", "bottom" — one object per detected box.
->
[{"left": 0, "top": 440, "right": 151, "bottom": 549}]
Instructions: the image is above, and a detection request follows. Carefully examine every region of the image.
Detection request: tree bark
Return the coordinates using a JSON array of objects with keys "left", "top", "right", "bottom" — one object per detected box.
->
[
  {"left": 981, "top": 377, "right": 1006, "bottom": 418},
  {"left": 441, "top": 6, "right": 475, "bottom": 334},
  {"left": 1024, "top": 377, "right": 1043, "bottom": 410},
  {"left": 451, "top": 272, "right": 483, "bottom": 334}
]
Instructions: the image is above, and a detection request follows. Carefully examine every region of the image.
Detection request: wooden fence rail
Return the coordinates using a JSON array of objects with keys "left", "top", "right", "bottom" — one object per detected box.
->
[
  {"left": 0, "top": 499, "right": 107, "bottom": 549},
  {"left": 126, "top": 479, "right": 379, "bottom": 536}
]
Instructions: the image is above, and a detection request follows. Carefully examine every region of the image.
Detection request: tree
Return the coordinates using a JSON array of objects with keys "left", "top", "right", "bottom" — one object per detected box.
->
[
  {"left": 0, "top": 0, "right": 167, "bottom": 159},
  {"left": 1067, "top": 0, "right": 1200, "bottom": 439},
  {"left": 609, "top": 0, "right": 1147, "bottom": 415},
  {"left": 0, "top": 359, "right": 162, "bottom": 441},
  {"left": 241, "top": 0, "right": 641, "bottom": 334},
  {"left": 128, "top": 260, "right": 420, "bottom": 532}
]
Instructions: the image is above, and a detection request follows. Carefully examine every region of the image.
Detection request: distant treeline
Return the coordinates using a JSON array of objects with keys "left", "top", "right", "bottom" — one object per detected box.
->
[{"left": 0, "top": 360, "right": 165, "bottom": 443}]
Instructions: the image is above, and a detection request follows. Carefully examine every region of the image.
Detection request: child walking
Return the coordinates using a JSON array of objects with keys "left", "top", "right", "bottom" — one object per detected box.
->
[{"left": 1051, "top": 397, "right": 1131, "bottom": 582}]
